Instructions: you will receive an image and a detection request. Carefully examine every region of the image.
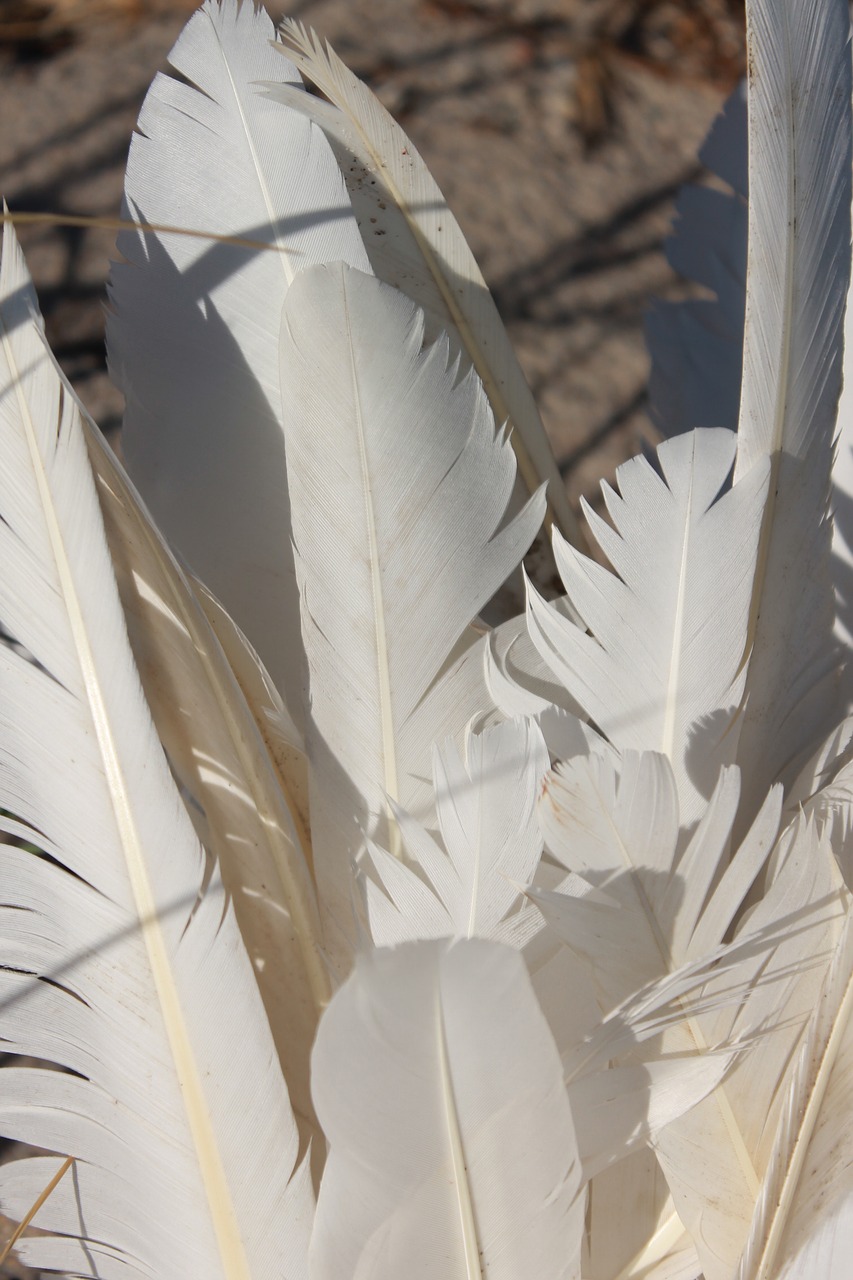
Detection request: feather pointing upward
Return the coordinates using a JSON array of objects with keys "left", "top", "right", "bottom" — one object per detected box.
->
[
  {"left": 271, "top": 18, "right": 580, "bottom": 552},
  {"left": 725, "top": 0, "right": 850, "bottom": 818},
  {"left": 0, "top": 219, "right": 313, "bottom": 1279},
  {"left": 279, "top": 263, "right": 544, "bottom": 963},
  {"left": 107, "top": 0, "right": 370, "bottom": 726}
]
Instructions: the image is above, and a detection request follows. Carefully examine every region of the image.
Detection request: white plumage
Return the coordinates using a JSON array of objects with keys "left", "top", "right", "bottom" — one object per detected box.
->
[{"left": 1, "top": 0, "right": 852, "bottom": 1277}]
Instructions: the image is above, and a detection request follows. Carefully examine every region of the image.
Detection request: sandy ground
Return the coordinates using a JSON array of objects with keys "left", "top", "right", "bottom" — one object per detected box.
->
[
  {"left": 0, "top": 0, "right": 743, "bottom": 502},
  {"left": 0, "top": 1, "right": 744, "bottom": 1273}
]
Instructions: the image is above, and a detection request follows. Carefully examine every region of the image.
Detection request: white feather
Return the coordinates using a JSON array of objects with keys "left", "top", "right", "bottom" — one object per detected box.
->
[
  {"left": 270, "top": 18, "right": 580, "bottom": 553},
  {"left": 279, "top": 262, "right": 544, "bottom": 964},
  {"left": 309, "top": 938, "right": 586, "bottom": 1280},
  {"left": 537, "top": 745, "right": 846, "bottom": 1279},
  {"left": 735, "top": 0, "right": 852, "bottom": 817},
  {"left": 363, "top": 717, "right": 549, "bottom": 946},
  {"left": 0, "top": 220, "right": 312, "bottom": 1277},
  {"left": 644, "top": 0, "right": 852, "bottom": 821},
  {"left": 309, "top": 937, "right": 738, "bottom": 1280},
  {"left": 83, "top": 420, "right": 329, "bottom": 1164},
  {"left": 527, "top": 430, "right": 769, "bottom": 825},
  {"left": 106, "top": 0, "right": 370, "bottom": 728},
  {"left": 736, "top": 910, "right": 853, "bottom": 1279}
]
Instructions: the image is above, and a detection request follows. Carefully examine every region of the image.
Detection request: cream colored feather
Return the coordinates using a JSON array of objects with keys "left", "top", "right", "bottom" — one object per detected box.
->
[
  {"left": 4, "top": 1, "right": 853, "bottom": 1276},
  {"left": 83, "top": 418, "right": 328, "bottom": 1165}
]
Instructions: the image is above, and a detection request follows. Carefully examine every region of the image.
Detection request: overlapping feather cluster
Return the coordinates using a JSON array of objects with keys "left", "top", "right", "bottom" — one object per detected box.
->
[{"left": 1, "top": 0, "right": 852, "bottom": 1276}]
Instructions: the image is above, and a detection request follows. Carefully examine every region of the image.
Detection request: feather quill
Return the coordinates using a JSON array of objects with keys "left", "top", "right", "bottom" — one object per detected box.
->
[
  {"left": 279, "top": 262, "right": 544, "bottom": 964},
  {"left": 0, "top": 220, "right": 313, "bottom": 1277},
  {"left": 106, "top": 0, "right": 370, "bottom": 726}
]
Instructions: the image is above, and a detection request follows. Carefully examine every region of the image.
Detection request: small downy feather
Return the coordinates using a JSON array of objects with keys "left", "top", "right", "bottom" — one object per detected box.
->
[
  {"left": 0, "top": 220, "right": 313, "bottom": 1278},
  {"left": 106, "top": 0, "right": 370, "bottom": 727},
  {"left": 279, "top": 262, "right": 545, "bottom": 964},
  {"left": 269, "top": 18, "right": 581, "bottom": 559},
  {"left": 362, "top": 717, "right": 550, "bottom": 947}
]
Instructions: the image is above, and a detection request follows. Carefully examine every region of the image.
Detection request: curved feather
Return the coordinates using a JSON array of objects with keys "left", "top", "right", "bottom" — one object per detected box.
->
[
  {"left": 279, "top": 263, "right": 545, "bottom": 965},
  {"left": 0, "top": 221, "right": 312, "bottom": 1278},
  {"left": 270, "top": 18, "right": 580, "bottom": 553},
  {"left": 83, "top": 419, "right": 329, "bottom": 1165},
  {"left": 106, "top": 0, "right": 370, "bottom": 727}
]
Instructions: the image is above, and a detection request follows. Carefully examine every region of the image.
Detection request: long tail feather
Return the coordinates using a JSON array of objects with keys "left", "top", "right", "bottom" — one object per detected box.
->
[
  {"left": 0, "top": 219, "right": 312, "bottom": 1278},
  {"left": 83, "top": 417, "right": 330, "bottom": 1166},
  {"left": 279, "top": 262, "right": 544, "bottom": 964},
  {"left": 106, "top": 0, "right": 370, "bottom": 727}
]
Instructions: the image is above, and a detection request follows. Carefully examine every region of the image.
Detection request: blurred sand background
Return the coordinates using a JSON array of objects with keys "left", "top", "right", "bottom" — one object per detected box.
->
[
  {"left": 0, "top": 1, "right": 744, "bottom": 1273},
  {"left": 0, "top": 0, "right": 745, "bottom": 506}
]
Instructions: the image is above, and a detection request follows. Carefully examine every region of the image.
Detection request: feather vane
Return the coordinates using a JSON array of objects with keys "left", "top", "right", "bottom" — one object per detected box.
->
[
  {"left": 279, "top": 261, "right": 544, "bottom": 962},
  {"left": 106, "top": 0, "right": 370, "bottom": 723},
  {"left": 271, "top": 19, "right": 579, "bottom": 554},
  {"left": 527, "top": 429, "right": 769, "bottom": 824}
]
